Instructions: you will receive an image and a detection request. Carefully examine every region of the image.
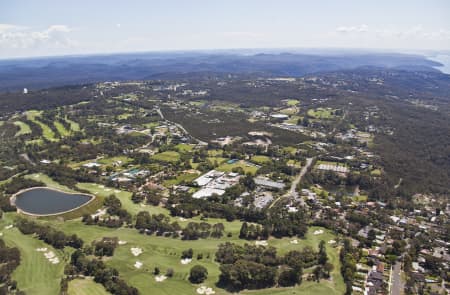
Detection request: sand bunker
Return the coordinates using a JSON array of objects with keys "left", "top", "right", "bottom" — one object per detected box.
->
[
  {"left": 328, "top": 240, "right": 336, "bottom": 244},
  {"left": 196, "top": 286, "right": 216, "bottom": 295},
  {"left": 4, "top": 225, "right": 13, "bottom": 230},
  {"left": 180, "top": 258, "right": 192, "bottom": 265},
  {"left": 290, "top": 239, "right": 298, "bottom": 244},
  {"left": 43, "top": 251, "right": 60, "bottom": 264},
  {"left": 118, "top": 240, "right": 127, "bottom": 245},
  {"left": 36, "top": 247, "right": 48, "bottom": 252},
  {"left": 313, "top": 229, "right": 324, "bottom": 235},
  {"left": 155, "top": 275, "right": 167, "bottom": 282},
  {"left": 255, "top": 240, "right": 268, "bottom": 246},
  {"left": 134, "top": 261, "right": 143, "bottom": 269},
  {"left": 131, "top": 247, "right": 143, "bottom": 256}
]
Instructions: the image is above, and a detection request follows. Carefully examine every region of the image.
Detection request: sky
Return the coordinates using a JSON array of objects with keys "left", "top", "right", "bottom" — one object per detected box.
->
[{"left": 1, "top": 0, "right": 450, "bottom": 58}]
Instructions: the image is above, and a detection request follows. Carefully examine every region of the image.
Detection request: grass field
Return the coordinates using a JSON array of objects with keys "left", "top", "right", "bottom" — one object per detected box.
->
[
  {"left": 216, "top": 160, "right": 258, "bottom": 175},
  {"left": 279, "top": 107, "right": 298, "bottom": 115},
  {"left": 307, "top": 108, "right": 337, "bottom": 119},
  {"left": 163, "top": 172, "right": 199, "bottom": 187},
  {"left": 68, "top": 279, "right": 110, "bottom": 295},
  {"left": 285, "top": 99, "right": 300, "bottom": 106},
  {"left": 32, "top": 217, "right": 343, "bottom": 295},
  {"left": 25, "top": 173, "right": 77, "bottom": 192},
  {"left": 97, "top": 156, "right": 133, "bottom": 166},
  {"left": 152, "top": 151, "right": 181, "bottom": 163},
  {"left": 13, "top": 121, "right": 32, "bottom": 136},
  {"left": 175, "top": 144, "right": 194, "bottom": 153},
  {"left": 54, "top": 121, "right": 70, "bottom": 137},
  {"left": 26, "top": 110, "right": 58, "bottom": 141},
  {"left": 370, "top": 169, "right": 382, "bottom": 176},
  {"left": 249, "top": 155, "right": 272, "bottom": 165},
  {"left": 65, "top": 117, "right": 81, "bottom": 132},
  {"left": 0, "top": 214, "right": 67, "bottom": 295}
]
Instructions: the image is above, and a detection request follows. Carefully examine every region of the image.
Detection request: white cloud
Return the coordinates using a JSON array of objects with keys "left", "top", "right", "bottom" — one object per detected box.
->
[
  {"left": 0, "top": 24, "right": 75, "bottom": 50},
  {"left": 336, "top": 24, "right": 450, "bottom": 41},
  {"left": 116, "top": 23, "right": 121, "bottom": 28},
  {"left": 336, "top": 24, "right": 369, "bottom": 34}
]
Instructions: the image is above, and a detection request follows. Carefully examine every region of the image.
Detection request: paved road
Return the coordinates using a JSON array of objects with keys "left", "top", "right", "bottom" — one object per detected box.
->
[
  {"left": 391, "top": 261, "right": 404, "bottom": 295},
  {"left": 269, "top": 157, "right": 314, "bottom": 209},
  {"left": 156, "top": 107, "right": 208, "bottom": 145}
]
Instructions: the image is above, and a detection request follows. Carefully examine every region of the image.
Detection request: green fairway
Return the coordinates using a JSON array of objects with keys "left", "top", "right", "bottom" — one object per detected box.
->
[
  {"left": 152, "top": 151, "right": 181, "bottom": 163},
  {"left": 32, "top": 218, "right": 343, "bottom": 295},
  {"left": 26, "top": 111, "right": 58, "bottom": 141},
  {"left": 175, "top": 143, "right": 194, "bottom": 153},
  {"left": 97, "top": 156, "right": 133, "bottom": 166},
  {"left": 0, "top": 214, "right": 66, "bottom": 295},
  {"left": 13, "top": 121, "right": 32, "bottom": 136},
  {"left": 307, "top": 108, "right": 338, "bottom": 119},
  {"left": 249, "top": 155, "right": 271, "bottom": 165},
  {"left": 286, "top": 99, "right": 300, "bottom": 106},
  {"left": 25, "top": 173, "right": 76, "bottom": 192},
  {"left": 163, "top": 172, "right": 199, "bottom": 187},
  {"left": 217, "top": 160, "right": 258, "bottom": 175},
  {"left": 54, "top": 121, "right": 70, "bottom": 137},
  {"left": 65, "top": 117, "right": 81, "bottom": 132},
  {"left": 68, "top": 279, "right": 110, "bottom": 295}
]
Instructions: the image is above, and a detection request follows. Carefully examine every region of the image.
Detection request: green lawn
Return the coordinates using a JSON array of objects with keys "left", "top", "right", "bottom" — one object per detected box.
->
[
  {"left": 24, "top": 173, "right": 76, "bottom": 192},
  {"left": 279, "top": 107, "right": 298, "bottom": 115},
  {"left": 0, "top": 214, "right": 67, "bottom": 295},
  {"left": 26, "top": 111, "right": 58, "bottom": 141},
  {"left": 249, "top": 155, "right": 272, "bottom": 165},
  {"left": 175, "top": 144, "right": 194, "bottom": 153},
  {"left": 31, "top": 219, "right": 343, "bottom": 295},
  {"left": 163, "top": 172, "right": 199, "bottom": 187},
  {"left": 13, "top": 121, "right": 32, "bottom": 136},
  {"left": 152, "top": 151, "right": 181, "bottom": 163},
  {"left": 307, "top": 108, "right": 337, "bottom": 119},
  {"left": 68, "top": 279, "right": 110, "bottom": 295},
  {"left": 54, "top": 121, "right": 70, "bottom": 137},
  {"left": 65, "top": 117, "right": 81, "bottom": 132},
  {"left": 286, "top": 99, "right": 300, "bottom": 106},
  {"left": 97, "top": 156, "right": 133, "bottom": 166},
  {"left": 216, "top": 160, "right": 258, "bottom": 175},
  {"left": 370, "top": 169, "right": 381, "bottom": 176}
]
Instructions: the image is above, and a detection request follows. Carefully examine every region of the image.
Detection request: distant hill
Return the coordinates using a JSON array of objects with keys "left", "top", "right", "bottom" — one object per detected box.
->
[{"left": 0, "top": 51, "right": 442, "bottom": 91}]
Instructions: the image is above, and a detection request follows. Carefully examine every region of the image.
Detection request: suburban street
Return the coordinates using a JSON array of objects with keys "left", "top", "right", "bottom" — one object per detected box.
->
[{"left": 391, "top": 261, "right": 404, "bottom": 295}]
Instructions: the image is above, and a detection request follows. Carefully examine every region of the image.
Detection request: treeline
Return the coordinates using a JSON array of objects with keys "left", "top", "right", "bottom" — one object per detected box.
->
[
  {"left": 0, "top": 239, "right": 24, "bottom": 295},
  {"left": 83, "top": 195, "right": 132, "bottom": 228},
  {"left": 64, "top": 250, "right": 138, "bottom": 295},
  {"left": 340, "top": 239, "right": 359, "bottom": 295},
  {"left": 216, "top": 242, "right": 329, "bottom": 291},
  {"left": 239, "top": 207, "right": 308, "bottom": 240},
  {"left": 135, "top": 211, "right": 225, "bottom": 240},
  {"left": 15, "top": 218, "right": 83, "bottom": 249}
]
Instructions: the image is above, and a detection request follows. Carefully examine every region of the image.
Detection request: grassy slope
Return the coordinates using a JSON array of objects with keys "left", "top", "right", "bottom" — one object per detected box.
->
[
  {"left": 152, "top": 151, "right": 181, "bottom": 163},
  {"left": 0, "top": 214, "right": 66, "bottom": 295},
  {"left": 65, "top": 117, "right": 81, "bottom": 132},
  {"left": 13, "top": 121, "right": 32, "bottom": 136},
  {"left": 68, "top": 279, "right": 110, "bottom": 295},
  {"left": 35, "top": 212, "right": 343, "bottom": 295},
  {"left": 54, "top": 121, "right": 70, "bottom": 137},
  {"left": 216, "top": 160, "right": 258, "bottom": 175},
  {"left": 26, "top": 111, "right": 58, "bottom": 141}
]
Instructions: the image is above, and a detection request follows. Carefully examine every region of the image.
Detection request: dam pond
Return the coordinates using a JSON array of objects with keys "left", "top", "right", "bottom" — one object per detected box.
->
[{"left": 14, "top": 187, "right": 94, "bottom": 215}]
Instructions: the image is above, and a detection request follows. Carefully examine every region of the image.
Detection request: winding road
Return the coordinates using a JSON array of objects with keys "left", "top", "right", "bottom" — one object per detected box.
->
[{"left": 269, "top": 157, "right": 314, "bottom": 208}]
